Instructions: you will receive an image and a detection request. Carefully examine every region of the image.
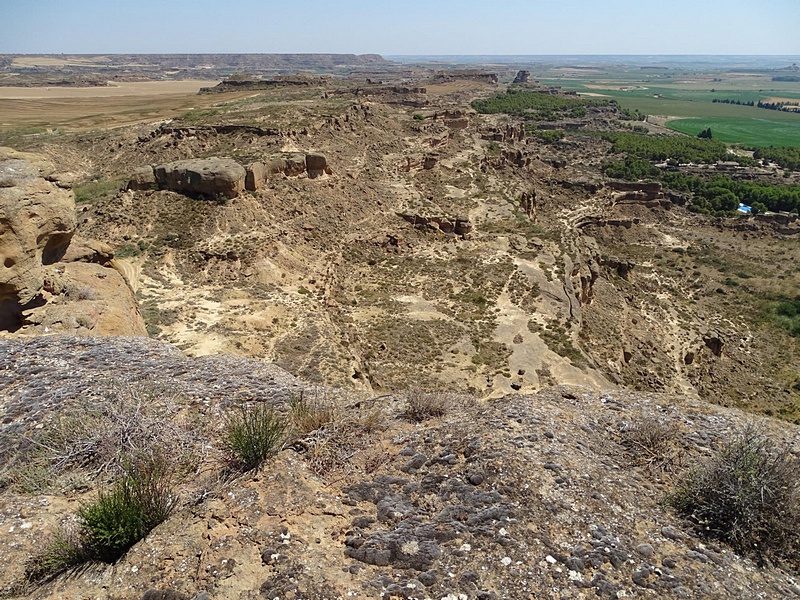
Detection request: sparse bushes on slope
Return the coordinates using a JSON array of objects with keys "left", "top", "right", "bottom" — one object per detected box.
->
[{"left": 668, "top": 426, "right": 800, "bottom": 569}]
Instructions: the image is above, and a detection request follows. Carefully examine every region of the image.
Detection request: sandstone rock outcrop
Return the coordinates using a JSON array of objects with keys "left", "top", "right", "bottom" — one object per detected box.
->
[
  {"left": 0, "top": 157, "right": 145, "bottom": 335},
  {"left": 137, "top": 153, "right": 332, "bottom": 196},
  {"left": 609, "top": 181, "right": 666, "bottom": 204},
  {"left": 126, "top": 165, "right": 156, "bottom": 191},
  {"left": 245, "top": 161, "right": 267, "bottom": 191},
  {"left": 435, "top": 110, "right": 470, "bottom": 129},
  {"left": 0, "top": 158, "right": 76, "bottom": 312},
  {"left": 153, "top": 158, "right": 246, "bottom": 199},
  {"left": 305, "top": 153, "right": 329, "bottom": 178},
  {"left": 513, "top": 70, "right": 531, "bottom": 84},
  {"left": 400, "top": 213, "right": 473, "bottom": 236}
]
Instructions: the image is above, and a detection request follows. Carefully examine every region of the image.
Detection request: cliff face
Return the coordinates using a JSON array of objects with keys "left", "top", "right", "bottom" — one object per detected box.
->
[
  {"left": 0, "top": 148, "right": 146, "bottom": 336},
  {"left": 1, "top": 335, "right": 799, "bottom": 599}
]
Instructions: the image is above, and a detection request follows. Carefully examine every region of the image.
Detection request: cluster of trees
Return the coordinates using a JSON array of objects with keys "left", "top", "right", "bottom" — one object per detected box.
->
[
  {"left": 602, "top": 150, "right": 800, "bottom": 215},
  {"left": 709, "top": 98, "right": 800, "bottom": 113},
  {"left": 666, "top": 173, "right": 800, "bottom": 215},
  {"left": 712, "top": 98, "right": 756, "bottom": 106},
  {"left": 753, "top": 146, "right": 800, "bottom": 171},
  {"left": 756, "top": 100, "right": 800, "bottom": 113},
  {"left": 471, "top": 90, "right": 608, "bottom": 121},
  {"left": 602, "top": 156, "right": 660, "bottom": 180},
  {"left": 529, "top": 129, "right": 565, "bottom": 144},
  {"left": 618, "top": 107, "right": 646, "bottom": 121},
  {"left": 697, "top": 128, "right": 713, "bottom": 139},
  {"left": 601, "top": 132, "right": 734, "bottom": 164}
]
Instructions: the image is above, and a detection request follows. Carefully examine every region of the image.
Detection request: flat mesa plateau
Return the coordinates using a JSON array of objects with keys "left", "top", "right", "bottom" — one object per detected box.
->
[
  {"left": 0, "top": 80, "right": 221, "bottom": 99},
  {"left": 0, "top": 81, "right": 262, "bottom": 129}
]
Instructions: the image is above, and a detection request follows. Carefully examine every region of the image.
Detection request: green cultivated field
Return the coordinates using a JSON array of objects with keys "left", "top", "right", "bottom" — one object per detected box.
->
[
  {"left": 666, "top": 117, "right": 800, "bottom": 147},
  {"left": 536, "top": 69, "right": 800, "bottom": 147}
]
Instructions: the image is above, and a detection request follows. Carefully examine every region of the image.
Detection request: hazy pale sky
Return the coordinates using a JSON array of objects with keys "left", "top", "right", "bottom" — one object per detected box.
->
[{"left": 2, "top": 0, "right": 798, "bottom": 55}]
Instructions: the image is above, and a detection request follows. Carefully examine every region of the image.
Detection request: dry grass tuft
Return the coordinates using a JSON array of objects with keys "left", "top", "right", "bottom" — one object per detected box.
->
[
  {"left": 620, "top": 416, "right": 683, "bottom": 472},
  {"left": 1, "top": 382, "right": 206, "bottom": 493},
  {"left": 669, "top": 425, "right": 800, "bottom": 569},
  {"left": 403, "top": 389, "right": 451, "bottom": 422},
  {"left": 288, "top": 390, "right": 338, "bottom": 436}
]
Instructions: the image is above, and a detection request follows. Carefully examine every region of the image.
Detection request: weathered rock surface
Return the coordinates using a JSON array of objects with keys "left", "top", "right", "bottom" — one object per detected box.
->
[
  {"left": 0, "top": 157, "right": 145, "bottom": 335},
  {"left": 127, "top": 165, "right": 156, "bottom": 191},
  {"left": 399, "top": 213, "right": 473, "bottom": 235},
  {"left": 0, "top": 159, "right": 76, "bottom": 308},
  {"left": 153, "top": 158, "right": 246, "bottom": 199},
  {"left": 245, "top": 161, "right": 266, "bottom": 191},
  {"left": 305, "top": 153, "right": 329, "bottom": 178},
  {"left": 512, "top": 70, "right": 531, "bottom": 84},
  {"left": 0, "top": 336, "right": 798, "bottom": 599}
]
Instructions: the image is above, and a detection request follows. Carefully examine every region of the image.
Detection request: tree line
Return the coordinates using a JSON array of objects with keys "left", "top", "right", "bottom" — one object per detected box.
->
[
  {"left": 471, "top": 90, "right": 608, "bottom": 121},
  {"left": 753, "top": 146, "right": 800, "bottom": 171}
]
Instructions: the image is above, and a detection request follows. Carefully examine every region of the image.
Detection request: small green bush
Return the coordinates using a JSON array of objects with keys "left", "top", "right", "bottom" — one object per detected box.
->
[
  {"left": 668, "top": 426, "right": 800, "bottom": 568},
  {"left": 79, "top": 455, "right": 176, "bottom": 563},
  {"left": 222, "top": 404, "right": 287, "bottom": 471},
  {"left": 26, "top": 454, "right": 176, "bottom": 581}
]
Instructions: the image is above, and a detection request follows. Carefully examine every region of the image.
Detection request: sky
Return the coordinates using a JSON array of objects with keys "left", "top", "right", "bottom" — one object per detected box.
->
[{"left": 2, "top": 0, "right": 799, "bottom": 56}]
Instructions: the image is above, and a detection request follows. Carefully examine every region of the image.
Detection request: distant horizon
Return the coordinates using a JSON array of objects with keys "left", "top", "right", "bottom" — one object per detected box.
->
[{"left": 2, "top": 53, "right": 799, "bottom": 58}]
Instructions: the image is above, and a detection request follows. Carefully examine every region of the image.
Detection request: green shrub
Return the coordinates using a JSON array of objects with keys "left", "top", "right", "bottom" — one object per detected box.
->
[
  {"left": 668, "top": 426, "right": 800, "bottom": 568},
  {"left": 26, "top": 454, "right": 176, "bottom": 581},
  {"left": 79, "top": 454, "right": 176, "bottom": 563},
  {"left": 73, "top": 178, "right": 125, "bottom": 205},
  {"left": 222, "top": 404, "right": 287, "bottom": 471}
]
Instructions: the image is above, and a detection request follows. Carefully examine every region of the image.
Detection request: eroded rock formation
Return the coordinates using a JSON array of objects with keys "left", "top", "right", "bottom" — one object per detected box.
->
[
  {"left": 153, "top": 158, "right": 246, "bottom": 199},
  {"left": 0, "top": 153, "right": 145, "bottom": 335}
]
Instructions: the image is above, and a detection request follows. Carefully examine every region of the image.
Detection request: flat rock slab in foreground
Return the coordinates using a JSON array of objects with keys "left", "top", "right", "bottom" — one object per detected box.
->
[{"left": 0, "top": 336, "right": 798, "bottom": 599}]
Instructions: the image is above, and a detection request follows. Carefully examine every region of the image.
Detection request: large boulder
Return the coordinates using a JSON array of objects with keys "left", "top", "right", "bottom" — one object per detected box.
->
[
  {"left": 0, "top": 159, "right": 76, "bottom": 310},
  {"left": 265, "top": 157, "right": 287, "bottom": 177},
  {"left": 245, "top": 162, "right": 267, "bottom": 191},
  {"left": 513, "top": 70, "right": 531, "bottom": 84},
  {"left": 306, "top": 153, "right": 330, "bottom": 178},
  {"left": 283, "top": 154, "right": 307, "bottom": 177},
  {"left": 153, "top": 158, "right": 246, "bottom": 199},
  {"left": 127, "top": 165, "right": 156, "bottom": 191}
]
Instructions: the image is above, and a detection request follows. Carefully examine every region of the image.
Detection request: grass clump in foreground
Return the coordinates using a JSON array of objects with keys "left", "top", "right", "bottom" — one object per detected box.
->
[
  {"left": 27, "top": 454, "right": 177, "bottom": 581},
  {"left": 222, "top": 403, "right": 287, "bottom": 471},
  {"left": 288, "top": 391, "right": 337, "bottom": 436},
  {"left": 403, "top": 389, "right": 449, "bottom": 422},
  {"left": 668, "top": 426, "right": 800, "bottom": 569}
]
